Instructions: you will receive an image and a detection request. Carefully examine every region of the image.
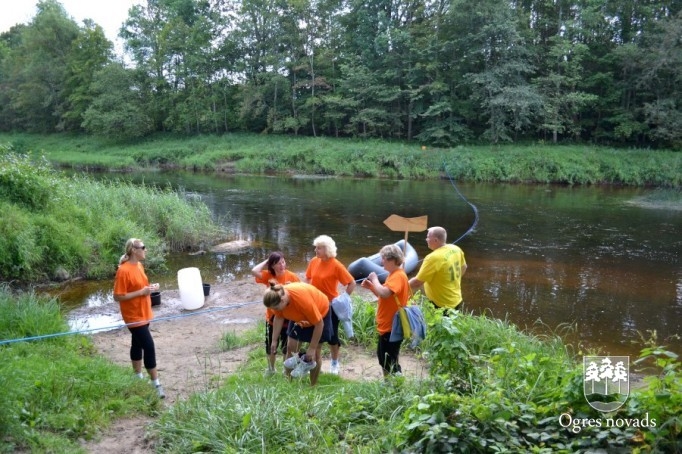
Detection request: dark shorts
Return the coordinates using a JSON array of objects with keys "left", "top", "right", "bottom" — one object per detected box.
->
[{"left": 286, "top": 308, "right": 333, "bottom": 344}]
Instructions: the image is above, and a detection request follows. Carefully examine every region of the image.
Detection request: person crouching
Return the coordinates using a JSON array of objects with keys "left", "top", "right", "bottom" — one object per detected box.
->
[{"left": 263, "top": 281, "right": 333, "bottom": 386}]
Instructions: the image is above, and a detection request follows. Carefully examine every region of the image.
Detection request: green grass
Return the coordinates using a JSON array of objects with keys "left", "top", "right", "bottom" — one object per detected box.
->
[
  {"left": 220, "top": 323, "right": 264, "bottom": 350},
  {"left": 2, "top": 132, "right": 680, "bottom": 187},
  {"left": 0, "top": 286, "right": 161, "bottom": 453},
  {"left": 154, "top": 336, "right": 418, "bottom": 453},
  {"left": 1, "top": 289, "right": 680, "bottom": 452},
  {"left": 0, "top": 145, "right": 226, "bottom": 284}
]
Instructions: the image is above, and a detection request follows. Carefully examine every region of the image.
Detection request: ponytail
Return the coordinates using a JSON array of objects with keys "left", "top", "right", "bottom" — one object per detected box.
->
[
  {"left": 119, "top": 238, "right": 142, "bottom": 266},
  {"left": 118, "top": 254, "right": 130, "bottom": 266},
  {"left": 263, "top": 280, "right": 285, "bottom": 308}
]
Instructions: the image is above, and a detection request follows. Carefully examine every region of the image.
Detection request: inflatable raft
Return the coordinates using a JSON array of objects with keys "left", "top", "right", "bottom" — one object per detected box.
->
[{"left": 348, "top": 239, "right": 419, "bottom": 284}]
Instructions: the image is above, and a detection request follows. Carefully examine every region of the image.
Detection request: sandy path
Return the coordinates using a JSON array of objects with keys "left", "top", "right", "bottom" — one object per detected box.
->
[{"left": 77, "top": 280, "right": 427, "bottom": 453}]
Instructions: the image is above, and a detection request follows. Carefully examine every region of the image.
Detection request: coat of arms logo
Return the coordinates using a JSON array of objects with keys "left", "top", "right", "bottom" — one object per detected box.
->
[{"left": 583, "top": 356, "right": 630, "bottom": 412}]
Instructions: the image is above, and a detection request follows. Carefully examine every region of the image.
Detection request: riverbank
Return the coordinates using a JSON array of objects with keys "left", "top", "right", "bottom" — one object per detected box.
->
[
  {"left": 3, "top": 133, "right": 681, "bottom": 187},
  {"left": 78, "top": 279, "right": 426, "bottom": 452}
]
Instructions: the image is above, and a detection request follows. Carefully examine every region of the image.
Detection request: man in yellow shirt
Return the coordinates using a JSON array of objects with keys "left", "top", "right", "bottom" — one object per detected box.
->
[{"left": 409, "top": 226, "right": 467, "bottom": 311}]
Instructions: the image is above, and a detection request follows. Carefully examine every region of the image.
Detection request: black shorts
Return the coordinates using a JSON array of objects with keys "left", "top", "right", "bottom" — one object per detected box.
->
[{"left": 286, "top": 308, "right": 333, "bottom": 344}]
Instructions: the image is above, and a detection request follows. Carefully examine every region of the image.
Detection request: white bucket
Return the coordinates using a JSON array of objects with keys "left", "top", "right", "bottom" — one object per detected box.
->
[{"left": 177, "top": 267, "right": 204, "bottom": 310}]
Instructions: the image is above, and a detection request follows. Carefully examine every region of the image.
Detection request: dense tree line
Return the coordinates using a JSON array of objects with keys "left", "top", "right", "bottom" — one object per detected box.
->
[{"left": 1, "top": 0, "right": 681, "bottom": 148}]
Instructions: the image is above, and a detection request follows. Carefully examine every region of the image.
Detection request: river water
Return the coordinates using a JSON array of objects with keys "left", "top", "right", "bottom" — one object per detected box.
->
[{"left": 57, "top": 171, "right": 682, "bottom": 357}]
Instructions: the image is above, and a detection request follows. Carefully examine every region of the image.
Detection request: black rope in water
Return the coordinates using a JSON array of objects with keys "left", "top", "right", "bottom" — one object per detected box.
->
[
  {"left": 351, "top": 161, "right": 479, "bottom": 284},
  {"left": 442, "top": 159, "right": 479, "bottom": 244}
]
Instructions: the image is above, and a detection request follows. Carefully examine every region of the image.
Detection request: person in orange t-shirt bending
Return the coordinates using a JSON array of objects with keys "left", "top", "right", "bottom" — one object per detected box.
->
[
  {"left": 113, "top": 238, "right": 165, "bottom": 398},
  {"left": 263, "top": 281, "right": 333, "bottom": 386},
  {"left": 361, "top": 244, "right": 410, "bottom": 377},
  {"left": 251, "top": 251, "right": 301, "bottom": 375}
]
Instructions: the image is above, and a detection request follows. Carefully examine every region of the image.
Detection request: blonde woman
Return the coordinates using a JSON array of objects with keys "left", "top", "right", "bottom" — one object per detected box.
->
[
  {"left": 263, "top": 281, "right": 333, "bottom": 386},
  {"left": 305, "top": 235, "right": 356, "bottom": 375},
  {"left": 113, "top": 238, "right": 165, "bottom": 398}
]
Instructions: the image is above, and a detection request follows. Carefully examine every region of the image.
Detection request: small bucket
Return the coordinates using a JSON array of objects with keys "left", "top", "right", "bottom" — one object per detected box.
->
[
  {"left": 203, "top": 283, "right": 211, "bottom": 296},
  {"left": 151, "top": 291, "right": 161, "bottom": 307}
]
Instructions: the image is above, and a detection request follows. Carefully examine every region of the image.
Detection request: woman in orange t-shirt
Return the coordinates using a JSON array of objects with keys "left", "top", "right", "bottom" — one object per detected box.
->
[
  {"left": 113, "top": 238, "right": 165, "bottom": 398},
  {"left": 251, "top": 251, "right": 300, "bottom": 375},
  {"left": 305, "top": 235, "right": 356, "bottom": 375},
  {"left": 263, "top": 281, "right": 332, "bottom": 386},
  {"left": 361, "top": 244, "right": 409, "bottom": 377}
]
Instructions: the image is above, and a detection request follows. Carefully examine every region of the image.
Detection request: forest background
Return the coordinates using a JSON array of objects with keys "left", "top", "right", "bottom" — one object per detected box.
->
[{"left": 1, "top": 0, "right": 681, "bottom": 149}]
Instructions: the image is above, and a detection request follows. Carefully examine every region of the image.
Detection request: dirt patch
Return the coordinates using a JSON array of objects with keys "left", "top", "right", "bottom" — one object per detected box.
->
[{"left": 79, "top": 280, "right": 427, "bottom": 453}]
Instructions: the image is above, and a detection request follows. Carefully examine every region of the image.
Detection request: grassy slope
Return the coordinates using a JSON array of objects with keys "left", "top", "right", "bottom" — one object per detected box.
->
[{"left": 2, "top": 132, "right": 681, "bottom": 187}]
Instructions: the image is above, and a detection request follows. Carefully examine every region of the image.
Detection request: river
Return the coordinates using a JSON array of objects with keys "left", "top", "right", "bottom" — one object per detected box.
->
[{"left": 57, "top": 171, "right": 682, "bottom": 357}]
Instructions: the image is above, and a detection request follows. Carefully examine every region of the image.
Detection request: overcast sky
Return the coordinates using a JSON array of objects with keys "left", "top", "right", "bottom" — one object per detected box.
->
[{"left": 1, "top": 0, "right": 142, "bottom": 52}]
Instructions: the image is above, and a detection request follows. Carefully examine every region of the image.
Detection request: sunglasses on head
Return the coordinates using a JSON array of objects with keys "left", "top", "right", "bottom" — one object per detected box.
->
[{"left": 133, "top": 245, "right": 146, "bottom": 250}]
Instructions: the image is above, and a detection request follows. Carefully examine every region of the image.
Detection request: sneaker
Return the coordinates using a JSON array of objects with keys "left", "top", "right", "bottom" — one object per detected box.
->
[
  {"left": 291, "top": 359, "right": 317, "bottom": 378},
  {"left": 155, "top": 384, "right": 166, "bottom": 399},
  {"left": 329, "top": 361, "right": 340, "bottom": 375},
  {"left": 284, "top": 352, "right": 304, "bottom": 369}
]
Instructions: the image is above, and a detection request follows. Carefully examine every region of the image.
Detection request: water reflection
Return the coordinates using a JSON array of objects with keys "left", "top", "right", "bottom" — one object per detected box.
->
[
  {"left": 68, "top": 314, "right": 121, "bottom": 333},
  {"left": 56, "top": 172, "right": 682, "bottom": 356}
]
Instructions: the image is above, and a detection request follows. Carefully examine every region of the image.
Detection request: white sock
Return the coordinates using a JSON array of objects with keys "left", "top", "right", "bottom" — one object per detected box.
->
[
  {"left": 152, "top": 379, "right": 161, "bottom": 387},
  {"left": 331, "top": 359, "right": 339, "bottom": 366},
  {"left": 136, "top": 372, "right": 144, "bottom": 379}
]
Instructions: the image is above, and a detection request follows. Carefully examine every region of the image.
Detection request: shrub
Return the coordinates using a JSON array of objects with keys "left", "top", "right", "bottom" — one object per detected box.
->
[{"left": 0, "top": 149, "right": 60, "bottom": 210}]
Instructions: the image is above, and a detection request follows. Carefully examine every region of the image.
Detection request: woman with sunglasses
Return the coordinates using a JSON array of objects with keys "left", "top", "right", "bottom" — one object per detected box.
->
[{"left": 113, "top": 238, "right": 165, "bottom": 398}]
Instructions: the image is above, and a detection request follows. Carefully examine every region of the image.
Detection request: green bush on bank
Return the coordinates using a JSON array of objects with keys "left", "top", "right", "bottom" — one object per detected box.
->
[
  {"left": 149, "top": 297, "right": 681, "bottom": 453},
  {"left": 0, "top": 146, "right": 226, "bottom": 284},
  {"left": 394, "top": 297, "right": 682, "bottom": 452},
  {"left": 0, "top": 286, "right": 160, "bottom": 453}
]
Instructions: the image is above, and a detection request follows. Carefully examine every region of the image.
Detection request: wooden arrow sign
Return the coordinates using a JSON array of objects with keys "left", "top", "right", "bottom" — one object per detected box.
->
[
  {"left": 383, "top": 215, "right": 428, "bottom": 254},
  {"left": 383, "top": 214, "right": 428, "bottom": 232}
]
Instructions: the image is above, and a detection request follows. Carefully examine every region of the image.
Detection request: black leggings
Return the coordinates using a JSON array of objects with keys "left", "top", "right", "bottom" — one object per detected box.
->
[
  {"left": 266, "top": 320, "right": 289, "bottom": 355},
  {"left": 128, "top": 324, "right": 156, "bottom": 370},
  {"left": 377, "top": 332, "right": 402, "bottom": 375},
  {"left": 328, "top": 308, "right": 341, "bottom": 346}
]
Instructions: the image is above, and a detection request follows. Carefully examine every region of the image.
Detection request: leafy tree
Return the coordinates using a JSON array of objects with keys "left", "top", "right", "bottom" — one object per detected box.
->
[
  {"left": 458, "top": 0, "right": 541, "bottom": 143},
  {"left": 81, "top": 63, "right": 154, "bottom": 140},
  {"left": 2, "top": 0, "right": 79, "bottom": 132},
  {"left": 637, "top": 12, "right": 682, "bottom": 148},
  {"left": 60, "top": 20, "right": 113, "bottom": 132},
  {"left": 121, "top": 0, "right": 174, "bottom": 131},
  {"left": 534, "top": 36, "right": 598, "bottom": 143},
  {"left": 232, "top": 0, "right": 291, "bottom": 132}
]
